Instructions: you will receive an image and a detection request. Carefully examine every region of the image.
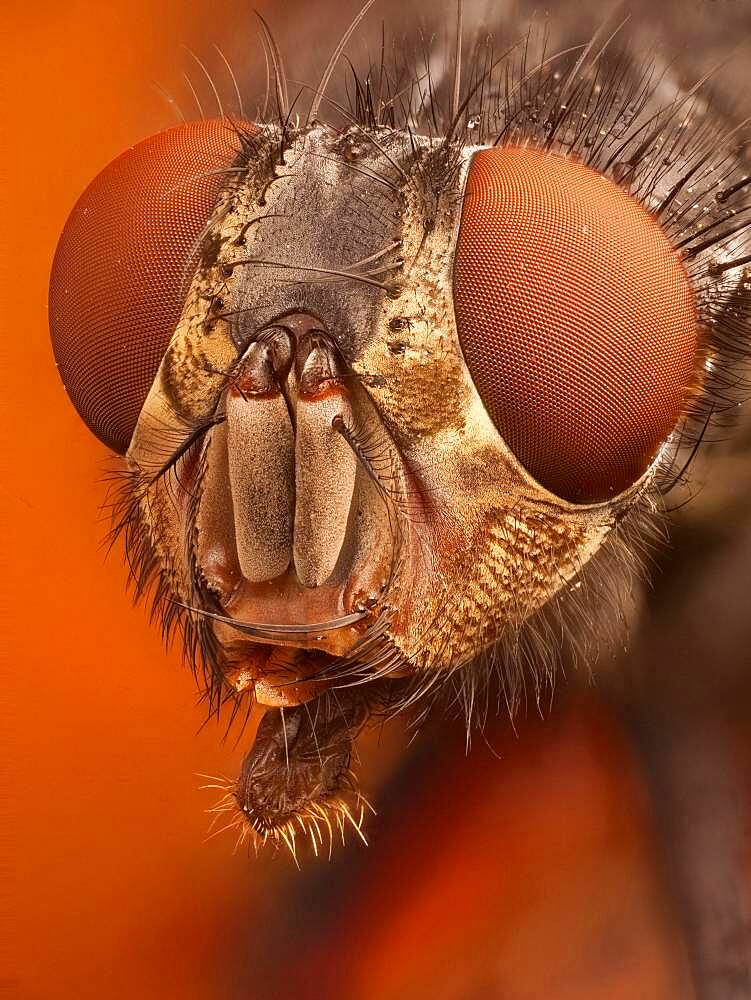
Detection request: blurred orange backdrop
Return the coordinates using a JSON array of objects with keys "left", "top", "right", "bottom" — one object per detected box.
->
[{"left": 3, "top": 3, "right": 698, "bottom": 998}]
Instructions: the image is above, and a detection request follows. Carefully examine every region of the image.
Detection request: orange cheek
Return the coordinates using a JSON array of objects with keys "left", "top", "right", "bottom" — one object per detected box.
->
[
  {"left": 48, "top": 117, "right": 254, "bottom": 454},
  {"left": 453, "top": 146, "right": 699, "bottom": 504}
]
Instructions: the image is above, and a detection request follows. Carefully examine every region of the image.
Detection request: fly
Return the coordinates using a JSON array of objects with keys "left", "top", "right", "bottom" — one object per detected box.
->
[{"left": 48, "top": 3, "right": 751, "bottom": 992}]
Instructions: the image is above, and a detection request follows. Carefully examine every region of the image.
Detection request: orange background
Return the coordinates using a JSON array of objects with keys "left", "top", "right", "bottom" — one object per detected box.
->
[{"left": 3, "top": 3, "right": 701, "bottom": 997}]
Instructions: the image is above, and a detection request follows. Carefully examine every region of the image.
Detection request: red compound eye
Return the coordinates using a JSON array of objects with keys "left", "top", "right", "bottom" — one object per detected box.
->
[
  {"left": 453, "top": 146, "right": 699, "bottom": 504},
  {"left": 49, "top": 118, "right": 253, "bottom": 454}
]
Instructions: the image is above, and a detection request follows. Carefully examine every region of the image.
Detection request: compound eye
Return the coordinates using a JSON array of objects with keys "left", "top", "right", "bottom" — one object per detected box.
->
[
  {"left": 453, "top": 146, "right": 699, "bottom": 504},
  {"left": 49, "top": 118, "right": 252, "bottom": 454}
]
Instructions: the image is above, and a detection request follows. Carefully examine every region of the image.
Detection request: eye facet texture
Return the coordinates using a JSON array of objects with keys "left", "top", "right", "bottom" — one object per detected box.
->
[
  {"left": 453, "top": 146, "right": 699, "bottom": 504},
  {"left": 49, "top": 118, "right": 250, "bottom": 454}
]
